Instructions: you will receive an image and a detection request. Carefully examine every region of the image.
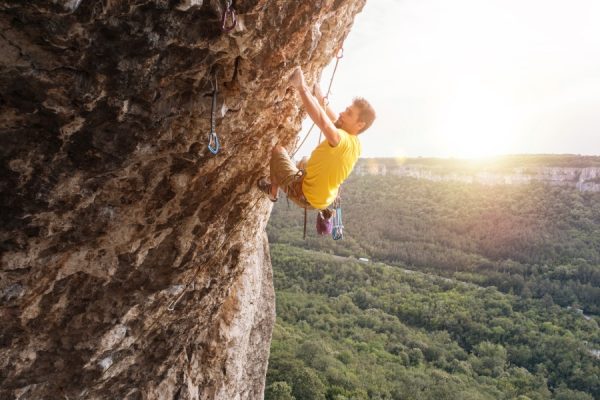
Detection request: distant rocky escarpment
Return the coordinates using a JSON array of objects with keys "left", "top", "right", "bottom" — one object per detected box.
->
[
  {"left": 0, "top": 0, "right": 365, "bottom": 398},
  {"left": 355, "top": 156, "right": 600, "bottom": 192}
]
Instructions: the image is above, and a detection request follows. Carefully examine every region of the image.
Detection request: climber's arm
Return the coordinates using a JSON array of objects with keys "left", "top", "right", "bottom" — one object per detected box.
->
[
  {"left": 289, "top": 67, "right": 340, "bottom": 147},
  {"left": 313, "top": 83, "right": 338, "bottom": 123}
]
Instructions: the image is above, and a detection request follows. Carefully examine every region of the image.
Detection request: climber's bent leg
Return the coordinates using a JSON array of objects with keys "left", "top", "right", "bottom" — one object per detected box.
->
[
  {"left": 270, "top": 145, "right": 297, "bottom": 186},
  {"left": 269, "top": 146, "right": 312, "bottom": 209},
  {"left": 269, "top": 146, "right": 285, "bottom": 198}
]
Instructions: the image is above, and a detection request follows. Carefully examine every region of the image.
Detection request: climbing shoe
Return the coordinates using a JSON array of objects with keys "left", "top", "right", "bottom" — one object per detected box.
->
[{"left": 257, "top": 178, "right": 277, "bottom": 202}]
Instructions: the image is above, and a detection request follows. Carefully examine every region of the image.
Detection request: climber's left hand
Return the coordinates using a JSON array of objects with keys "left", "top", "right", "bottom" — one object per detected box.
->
[{"left": 289, "top": 66, "right": 306, "bottom": 90}]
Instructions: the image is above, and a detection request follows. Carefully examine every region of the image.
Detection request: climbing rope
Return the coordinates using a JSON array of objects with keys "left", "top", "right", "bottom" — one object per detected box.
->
[
  {"left": 318, "top": 46, "right": 344, "bottom": 144},
  {"left": 332, "top": 193, "right": 343, "bottom": 240},
  {"left": 291, "top": 124, "right": 316, "bottom": 158},
  {"left": 221, "top": 0, "right": 237, "bottom": 32},
  {"left": 208, "top": 71, "right": 220, "bottom": 155},
  {"left": 324, "top": 48, "right": 344, "bottom": 103},
  {"left": 291, "top": 45, "right": 344, "bottom": 158},
  {"left": 303, "top": 207, "right": 308, "bottom": 239}
]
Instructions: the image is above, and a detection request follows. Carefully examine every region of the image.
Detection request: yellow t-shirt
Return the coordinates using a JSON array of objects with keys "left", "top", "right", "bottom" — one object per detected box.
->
[{"left": 302, "top": 129, "right": 361, "bottom": 209}]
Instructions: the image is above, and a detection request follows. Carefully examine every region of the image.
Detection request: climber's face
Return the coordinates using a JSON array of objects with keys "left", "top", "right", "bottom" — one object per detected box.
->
[{"left": 335, "top": 105, "right": 366, "bottom": 135}]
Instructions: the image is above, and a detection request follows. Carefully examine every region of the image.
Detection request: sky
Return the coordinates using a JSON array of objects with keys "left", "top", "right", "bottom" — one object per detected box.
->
[{"left": 296, "top": 0, "right": 600, "bottom": 159}]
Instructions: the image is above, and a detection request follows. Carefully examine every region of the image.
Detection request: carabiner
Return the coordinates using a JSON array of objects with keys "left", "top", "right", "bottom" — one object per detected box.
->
[
  {"left": 208, "top": 131, "right": 220, "bottom": 154},
  {"left": 221, "top": 1, "right": 237, "bottom": 33}
]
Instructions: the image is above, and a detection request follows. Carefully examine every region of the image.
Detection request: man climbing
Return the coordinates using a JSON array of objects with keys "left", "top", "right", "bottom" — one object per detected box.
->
[{"left": 258, "top": 66, "right": 375, "bottom": 211}]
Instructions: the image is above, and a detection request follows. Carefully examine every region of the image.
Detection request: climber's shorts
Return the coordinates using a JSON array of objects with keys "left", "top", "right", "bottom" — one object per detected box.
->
[{"left": 270, "top": 148, "right": 312, "bottom": 209}]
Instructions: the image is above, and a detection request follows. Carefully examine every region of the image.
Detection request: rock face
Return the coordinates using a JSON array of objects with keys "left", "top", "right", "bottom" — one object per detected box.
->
[{"left": 0, "top": 0, "right": 365, "bottom": 398}]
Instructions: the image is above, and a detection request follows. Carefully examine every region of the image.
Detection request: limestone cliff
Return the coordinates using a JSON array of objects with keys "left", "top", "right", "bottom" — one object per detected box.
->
[
  {"left": 355, "top": 159, "right": 600, "bottom": 192},
  {"left": 0, "top": 0, "right": 365, "bottom": 398}
]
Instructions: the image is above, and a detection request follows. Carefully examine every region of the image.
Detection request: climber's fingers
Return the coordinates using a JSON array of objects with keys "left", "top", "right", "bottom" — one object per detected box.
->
[{"left": 288, "top": 66, "right": 305, "bottom": 89}]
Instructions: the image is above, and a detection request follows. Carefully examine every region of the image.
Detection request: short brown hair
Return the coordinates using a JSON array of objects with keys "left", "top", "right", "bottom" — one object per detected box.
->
[{"left": 352, "top": 97, "right": 376, "bottom": 133}]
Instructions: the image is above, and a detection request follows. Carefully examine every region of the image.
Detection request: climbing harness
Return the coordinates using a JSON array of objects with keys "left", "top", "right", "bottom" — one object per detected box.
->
[
  {"left": 221, "top": 0, "right": 237, "bottom": 33},
  {"left": 208, "top": 71, "right": 220, "bottom": 155},
  {"left": 291, "top": 45, "right": 344, "bottom": 157},
  {"left": 331, "top": 194, "right": 343, "bottom": 240}
]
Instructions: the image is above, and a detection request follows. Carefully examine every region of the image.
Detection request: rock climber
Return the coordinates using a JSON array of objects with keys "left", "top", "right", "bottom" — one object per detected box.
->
[{"left": 258, "top": 66, "right": 376, "bottom": 211}]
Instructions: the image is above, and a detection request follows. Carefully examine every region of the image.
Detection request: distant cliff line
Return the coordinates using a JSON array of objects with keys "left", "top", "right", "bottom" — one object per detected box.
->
[{"left": 354, "top": 157, "right": 600, "bottom": 192}]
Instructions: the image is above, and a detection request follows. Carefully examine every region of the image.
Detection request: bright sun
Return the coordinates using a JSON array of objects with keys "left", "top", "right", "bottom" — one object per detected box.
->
[{"left": 437, "top": 85, "right": 520, "bottom": 159}]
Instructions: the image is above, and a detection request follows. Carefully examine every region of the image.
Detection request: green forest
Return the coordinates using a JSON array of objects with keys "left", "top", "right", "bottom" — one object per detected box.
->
[
  {"left": 266, "top": 170, "right": 600, "bottom": 399},
  {"left": 268, "top": 175, "right": 600, "bottom": 315}
]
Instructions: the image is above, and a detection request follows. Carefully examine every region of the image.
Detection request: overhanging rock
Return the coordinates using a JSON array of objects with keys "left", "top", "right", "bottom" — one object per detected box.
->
[{"left": 0, "top": 0, "right": 365, "bottom": 398}]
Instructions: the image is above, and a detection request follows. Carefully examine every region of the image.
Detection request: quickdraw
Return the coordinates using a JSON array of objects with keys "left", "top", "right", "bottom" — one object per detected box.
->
[
  {"left": 331, "top": 194, "right": 343, "bottom": 240},
  {"left": 221, "top": 0, "right": 237, "bottom": 33},
  {"left": 208, "top": 71, "right": 220, "bottom": 155}
]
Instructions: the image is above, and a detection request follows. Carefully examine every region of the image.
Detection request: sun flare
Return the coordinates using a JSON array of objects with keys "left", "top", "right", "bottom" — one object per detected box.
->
[{"left": 437, "top": 86, "right": 520, "bottom": 159}]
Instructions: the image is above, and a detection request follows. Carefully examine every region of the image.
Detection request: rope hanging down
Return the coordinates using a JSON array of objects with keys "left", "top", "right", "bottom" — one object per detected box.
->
[
  {"left": 291, "top": 46, "right": 344, "bottom": 158},
  {"left": 208, "top": 71, "right": 220, "bottom": 155}
]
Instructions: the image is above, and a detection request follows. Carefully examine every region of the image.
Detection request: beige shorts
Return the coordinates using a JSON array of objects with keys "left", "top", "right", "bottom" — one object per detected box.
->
[{"left": 270, "top": 150, "right": 312, "bottom": 208}]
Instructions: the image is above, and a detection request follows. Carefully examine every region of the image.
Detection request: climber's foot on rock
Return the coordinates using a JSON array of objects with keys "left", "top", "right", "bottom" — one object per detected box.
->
[{"left": 257, "top": 178, "right": 277, "bottom": 202}]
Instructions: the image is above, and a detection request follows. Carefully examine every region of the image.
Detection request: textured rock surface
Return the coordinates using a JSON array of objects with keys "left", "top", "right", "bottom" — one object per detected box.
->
[{"left": 0, "top": 0, "right": 365, "bottom": 398}]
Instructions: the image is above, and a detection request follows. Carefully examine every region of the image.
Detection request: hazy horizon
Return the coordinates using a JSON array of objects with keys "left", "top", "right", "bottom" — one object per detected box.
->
[{"left": 356, "top": 153, "right": 600, "bottom": 160}]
